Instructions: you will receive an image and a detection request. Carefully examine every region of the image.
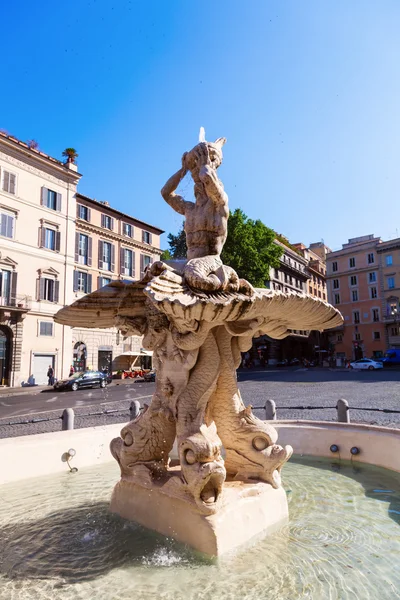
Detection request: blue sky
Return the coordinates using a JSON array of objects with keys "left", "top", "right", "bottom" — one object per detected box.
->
[{"left": 2, "top": 0, "right": 400, "bottom": 250}]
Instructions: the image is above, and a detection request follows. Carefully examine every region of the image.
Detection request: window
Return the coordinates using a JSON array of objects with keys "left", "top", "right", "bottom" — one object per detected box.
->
[
  {"left": 41, "top": 187, "right": 61, "bottom": 211},
  {"left": 73, "top": 271, "right": 92, "bottom": 294},
  {"left": 386, "top": 255, "right": 393, "bottom": 266},
  {"left": 334, "top": 293, "right": 340, "bottom": 304},
  {"left": 353, "top": 311, "right": 360, "bottom": 324},
  {"left": 78, "top": 234, "right": 89, "bottom": 265},
  {"left": 332, "top": 261, "right": 338, "bottom": 272},
  {"left": 1, "top": 169, "right": 16, "bottom": 194},
  {"left": 103, "top": 242, "right": 111, "bottom": 270},
  {"left": 333, "top": 279, "right": 339, "bottom": 289},
  {"left": 0, "top": 209, "right": 15, "bottom": 239},
  {"left": 355, "top": 333, "right": 361, "bottom": 341},
  {"left": 323, "top": 293, "right": 326, "bottom": 300},
  {"left": 372, "top": 309, "right": 379, "bottom": 322},
  {"left": 142, "top": 230, "right": 151, "bottom": 244},
  {"left": 100, "top": 241, "right": 114, "bottom": 271},
  {"left": 352, "top": 290, "right": 358, "bottom": 302},
  {"left": 369, "top": 272, "right": 376, "bottom": 283},
  {"left": 39, "top": 321, "right": 53, "bottom": 336},
  {"left": 387, "top": 277, "right": 395, "bottom": 289},
  {"left": 391, "top": 327, "right": 399, "bottom": 336},
  {"left": 349, "top": 257, "right": 355, "bottom": 268},
  {"left": 77, "top": 204, "right": 90, "bottom": 221},
  {"left": 370, "top": 287, "right": 377, "bottom": 299},
  {"left": 373, "top": 331, "right": 381, "bottom": 340},
  {"left": 337, "top": 334, "right": 343, "bottom": 342},
  {"left": 141, "top": 254, "right": 152, "bottom": 276},
  {"left": 45, "top": 228, "right": 55, "bottom": 250},
  {"left": 0, "top": 269, "right": 11, "bottom": 305},
  {"left": 350, "top": 275, "right": 357, "bottom": 286},
  {"left": 121, "top": 248, "right": 134, "bottom": 277},
  {"left": 367, "top": 253, "right": 375, "bottom": 264},
  {"left": 38, "top": 277, "right": 59, "bottom": 302},
  {"left": 101, "top": 214, "right": 113, "bottom": 230},
  {"left": 123, "top": 223, "right": 133, "bottom": 237},
  {"left": 388, "top": 301, "right": 399, "bottom": 317},
  {"left": 98, "top": 276, "right": 111, "bottom": 289}
]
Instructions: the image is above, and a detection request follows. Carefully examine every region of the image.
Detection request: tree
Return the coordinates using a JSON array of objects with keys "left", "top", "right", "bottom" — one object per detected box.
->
[
  {"left": 160, "top": 249, "right": 172, "bottom": 261},
  {"left": 62, "top": 147, "right": 79, "bottom": 163},
  {"left": 164, "top": 210, "right": 282, "bottom": 287},
  {"left": 221, "top": 209, "right": 282, "bottom": 287},
  {"left": 165, "top": 223, "right": 187, "bottom": 259}
]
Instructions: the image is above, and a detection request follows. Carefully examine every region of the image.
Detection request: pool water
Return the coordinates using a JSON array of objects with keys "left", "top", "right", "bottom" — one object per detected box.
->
[{"left": 0, "top": 457, "right": 399, "bottom": 599}]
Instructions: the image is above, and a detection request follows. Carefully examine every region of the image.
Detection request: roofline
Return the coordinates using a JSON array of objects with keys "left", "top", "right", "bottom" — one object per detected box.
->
[
  {"left": 76, "top": 192, "right": 165, "bottom": 234},
  {"left": 0, "top": 131, "right": 82, "bottom": 180}
]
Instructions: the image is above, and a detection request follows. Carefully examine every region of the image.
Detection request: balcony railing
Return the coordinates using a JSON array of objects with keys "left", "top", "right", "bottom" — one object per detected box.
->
[
  {"left": 388, "top": 335, "right": 400, "bottom": 346},
  {"left": 0, "top": 294, "right": 31, "bottom": 310}
]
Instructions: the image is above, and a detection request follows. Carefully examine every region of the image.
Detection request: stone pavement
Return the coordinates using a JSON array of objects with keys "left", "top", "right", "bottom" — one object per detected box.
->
[{"left": 0, "top": 368, "right": 399, "bottom": 439}]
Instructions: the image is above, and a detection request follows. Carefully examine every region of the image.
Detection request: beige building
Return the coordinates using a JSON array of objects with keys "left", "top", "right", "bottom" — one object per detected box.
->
[
  {"left": 0, "top": 132, "right": 79, "bottom": 385},
  {"left": 71, "top": 193, "right": 163, "bottom": 373},
  {"left": 0, "top": 132, "right": 164, "bottom": 386}
]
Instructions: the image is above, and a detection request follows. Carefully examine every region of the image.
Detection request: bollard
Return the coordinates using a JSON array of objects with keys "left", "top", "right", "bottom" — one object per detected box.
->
[
  {"left": 265, "top": 399, "right": 277, "bottom": 420},
  {"left": 130, "top": 400, "right": 141, "bottom": 421},
  {"left": 62, "top": 408, "right": 75, "bottom": 431},
  {"left": 337, "top": 398, "right": 350, "bottom": 423}
]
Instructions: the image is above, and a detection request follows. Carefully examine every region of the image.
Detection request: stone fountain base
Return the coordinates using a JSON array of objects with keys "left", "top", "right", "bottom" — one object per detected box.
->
[{"left": 110, "top": 468, "right": 288, "bottom": 556}]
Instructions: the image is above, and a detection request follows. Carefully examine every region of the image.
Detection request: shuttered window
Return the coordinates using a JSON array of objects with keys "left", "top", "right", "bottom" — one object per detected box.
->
[
  {"left": 0, "top": 210, "right": 15, "bottom": 239},
  {"left": 1, "top": 170, "right": 16, "bottom": 194},
  {"left": 101, "top": 214, "right": 114, "bottom": 230},
  {"left": 120, "top": 248, "right": 134, "bottom": 277},
  {"left": 140, "top": 254, "right": 152, "bottom": 277},
  {"left": 38, "top": 277, "right": 59, "bottom": 302},
  {"left": 41, "top": 187, "right": 62, "bottom": 211},
  {"left": 77, "top": 204, "right": 91, "bottom": 221},
  {"left": 142, "top": 230, "right": 152, "bottom": 244},
  {"left": 73, "top": 271, "right": 92, "bottom": 293}
]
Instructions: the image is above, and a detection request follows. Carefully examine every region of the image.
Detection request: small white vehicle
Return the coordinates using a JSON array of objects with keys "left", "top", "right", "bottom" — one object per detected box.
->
[{"left": 350, "top": 358, "right": 383, "bottom": 371}]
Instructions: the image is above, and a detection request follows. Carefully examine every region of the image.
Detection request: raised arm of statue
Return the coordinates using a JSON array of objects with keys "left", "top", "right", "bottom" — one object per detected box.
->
[
  {"left": 196, "top": 142, "right": 227, "bottom": 206},
  {"left": 161, "top": 154, "right": 194, "bottom": 216}
]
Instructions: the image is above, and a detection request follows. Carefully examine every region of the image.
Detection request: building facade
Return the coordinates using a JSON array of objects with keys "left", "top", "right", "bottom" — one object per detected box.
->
[
  {"left": 71, "top": 193, "right": 163, "bottom": 373},
  {"left": 377, "top": 238, "right": 400, "bottom": 350},
  {"left": 326, "top": 234, "right": 385, "bottom": 361},
  {"left": 0, "top": 132, "right": 163, "bottom": 386},
  {"left": 0, "top": 132, "right": 80, "bottom": 385}
]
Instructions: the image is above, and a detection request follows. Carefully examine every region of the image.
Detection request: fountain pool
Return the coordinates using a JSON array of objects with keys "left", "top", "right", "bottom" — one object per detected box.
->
[{"left": 0, "top": 456, "right": 399, "bottom": 600}]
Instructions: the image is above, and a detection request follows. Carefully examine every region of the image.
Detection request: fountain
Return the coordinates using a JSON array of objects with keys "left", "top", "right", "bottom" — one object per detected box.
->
[{"left": 55, "top": 132, "right": 343, "bottom": 555}]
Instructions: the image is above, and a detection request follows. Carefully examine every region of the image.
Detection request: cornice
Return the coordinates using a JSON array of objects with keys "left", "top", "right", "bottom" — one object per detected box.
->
[
  {"left": 76, "top": 220, "right": 162, "bottom": 255},
  {"left": 0, "top": 143, "right": 81, "bottom": 187}
]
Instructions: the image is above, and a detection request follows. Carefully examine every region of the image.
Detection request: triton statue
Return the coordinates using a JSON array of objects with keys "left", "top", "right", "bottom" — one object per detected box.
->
[{"left": 55, "top": 131, "right": 343, "bottom": 555}]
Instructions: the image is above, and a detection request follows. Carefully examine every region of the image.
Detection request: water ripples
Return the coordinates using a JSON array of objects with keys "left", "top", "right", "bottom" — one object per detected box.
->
[{"left": 0, "top": 458, "right": 400, "bottom": 599}]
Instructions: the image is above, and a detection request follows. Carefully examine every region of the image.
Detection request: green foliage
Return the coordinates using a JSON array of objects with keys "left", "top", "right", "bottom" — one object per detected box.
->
[
  {"left": 275, "top": 233, "right": 302, "bottom": 256},
  {"left": 221, "top": 209, "right": 282, "bottom": 287},
  {"left": 166, "top": 223, "right": 187, "bottom": 259},
  {"left": 62, "top": 147, "right": 79, "bottom": 163},
  {"left": 164, "top": 210, "right": 282, "bottom": 288},
  {"left": 160, "top": 249, "right": 172, "bottom": 261}
]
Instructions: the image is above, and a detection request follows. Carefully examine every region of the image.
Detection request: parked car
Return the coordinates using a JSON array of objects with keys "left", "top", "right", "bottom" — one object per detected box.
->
[
  {"left": 381, "top": 349, "right": 400, "bottom": 366},
  {"left": 289, "top": 358, "right": 300, "bottom": 366},
  {"left": 277, "top": 359, "right": 288, "bottom": 367},
  {"left": 143, "top": 370, "right": 156, "bottom": 382},
  {"left": 349, "top": 358, "right": 383, "bottom": 371},
  {"left": 54, "top": 370, "right": 111, "bottom": 391}
]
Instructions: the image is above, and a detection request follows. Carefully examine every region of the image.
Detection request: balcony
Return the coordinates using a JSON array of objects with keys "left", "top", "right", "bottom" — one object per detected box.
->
[
  {"left": 388, "top": 335, "right": 400, "bottom": 346},
  {"left": 0, "top": 294, "right": 31, "bottom": 311}
]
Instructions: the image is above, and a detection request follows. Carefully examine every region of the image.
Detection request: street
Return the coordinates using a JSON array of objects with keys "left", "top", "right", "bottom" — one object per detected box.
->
[{"left": 0, "top": 368, "right": 399, "bottom": 438}]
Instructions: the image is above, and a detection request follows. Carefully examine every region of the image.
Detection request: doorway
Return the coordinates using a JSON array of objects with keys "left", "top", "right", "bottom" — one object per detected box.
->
[
  {"left": 0, "top": 326, "right": 11, "bottom": 386},
  {"left": 98, "top": 350, "right": 112, "bottom": 373}
]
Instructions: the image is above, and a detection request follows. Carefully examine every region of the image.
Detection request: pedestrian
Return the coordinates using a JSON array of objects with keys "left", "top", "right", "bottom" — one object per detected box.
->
[
  {"left": 69, "top": 365, "right": 75, "bottom": 377},
  {"left": 47, "top": 365, "right": 54, "bottom": 386}
]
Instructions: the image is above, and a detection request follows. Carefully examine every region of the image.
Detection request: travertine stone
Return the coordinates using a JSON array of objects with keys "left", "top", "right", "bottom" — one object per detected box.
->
[
  {"left": 110, "top": 468, "right": 289, "bottom": 557},
  {"left": 55, "top": 133, "right": 344, "bottom": 553}
]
